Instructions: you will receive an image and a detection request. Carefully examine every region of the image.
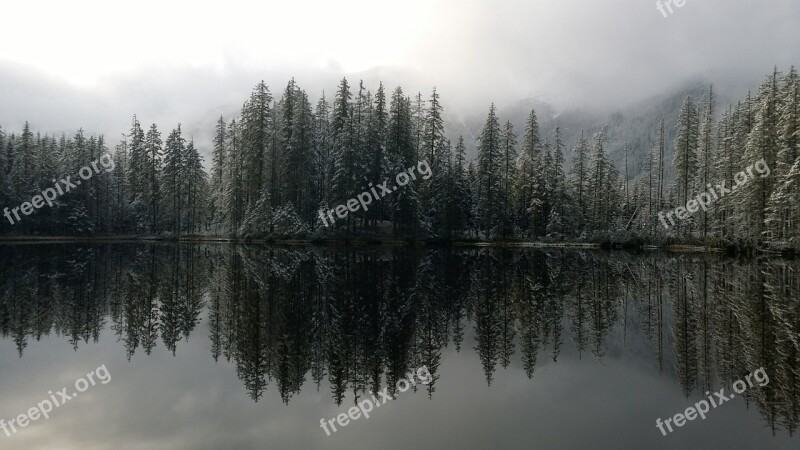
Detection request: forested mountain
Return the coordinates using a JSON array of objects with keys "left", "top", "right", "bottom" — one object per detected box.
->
[{"left": 1, "top": 65, "right": 798, "bottom": 249}]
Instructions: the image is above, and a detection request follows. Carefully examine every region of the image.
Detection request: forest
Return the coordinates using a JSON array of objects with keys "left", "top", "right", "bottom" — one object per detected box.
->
[{"left": 1, "top": 65, "right": 798, "bottom": 250}]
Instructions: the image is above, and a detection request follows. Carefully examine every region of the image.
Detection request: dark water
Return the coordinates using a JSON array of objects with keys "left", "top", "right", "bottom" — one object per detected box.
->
[{"left": 0, "top": 243, "right": 798, "bottom": 449}]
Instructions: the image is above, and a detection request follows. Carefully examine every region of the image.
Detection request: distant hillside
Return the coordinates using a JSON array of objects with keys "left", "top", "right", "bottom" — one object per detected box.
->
[{"left": 446, "top": 81, "right": 739, "bottom": 186}]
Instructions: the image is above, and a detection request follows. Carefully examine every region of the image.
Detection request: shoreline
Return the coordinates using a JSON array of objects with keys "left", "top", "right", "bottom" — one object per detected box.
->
[{"left": 0, "top": 235, "right": 737, "bottom": 253}]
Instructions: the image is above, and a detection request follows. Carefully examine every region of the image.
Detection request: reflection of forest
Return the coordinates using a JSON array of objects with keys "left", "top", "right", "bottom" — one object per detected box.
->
[{"left": 0, "top": 244, "right": 797, "bottom": 434}]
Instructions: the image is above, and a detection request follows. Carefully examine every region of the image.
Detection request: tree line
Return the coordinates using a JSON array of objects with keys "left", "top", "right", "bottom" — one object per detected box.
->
[
  {"left": 1, "top": 66, "right": 798, "bottom": 247},
  {"left": 630, "top": 67, "right": 800, "bottom": 249},
  {"left": 0, "top": 120, "right": 207, "bottom": 235}
]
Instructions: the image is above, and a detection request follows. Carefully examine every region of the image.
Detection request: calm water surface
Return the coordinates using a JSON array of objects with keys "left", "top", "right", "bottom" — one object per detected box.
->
[{"left": 0, "top": 243, "right": 798, "bottom": 449}]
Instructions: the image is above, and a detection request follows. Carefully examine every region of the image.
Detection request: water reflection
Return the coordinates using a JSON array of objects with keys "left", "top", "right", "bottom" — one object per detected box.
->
[{"left": 0, "top": 244, "right": 798, "bottom": 436}]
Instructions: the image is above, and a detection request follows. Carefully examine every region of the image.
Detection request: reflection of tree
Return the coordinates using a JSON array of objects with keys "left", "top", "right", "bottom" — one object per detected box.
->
[
  {"left": 472, "top": 251, "right": 501, "bottom": 385},
  {"left": 671, "top": 257, "right": 699, "bottom": 397},
  {"left": 695, "top": 259, "right": 715, "bottom": 394},
  {"left": 589, "top": 258, "right": 619, "bottom": 359},
  {"left": 568, "top": 261, "right": 589, "bottom": 358},
  {"left": 762, "top": 261, "right": 800, "bottom": 435},
  {"left": 497, "top": 251, "right": 516, "bottom": 370},
  {"left": 515, "top": 251, "right": 543, "bottom": 378},
  {"left": 1, "top": 244, "right": 799, "bottom": 434},
  {"left": 545, "top": 254, "right": 565, "bottom": 363}
]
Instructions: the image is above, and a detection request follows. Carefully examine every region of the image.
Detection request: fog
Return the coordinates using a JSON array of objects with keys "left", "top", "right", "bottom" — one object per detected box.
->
[{"left": 1, "top": 0, "right": 798, "bottom": 156}]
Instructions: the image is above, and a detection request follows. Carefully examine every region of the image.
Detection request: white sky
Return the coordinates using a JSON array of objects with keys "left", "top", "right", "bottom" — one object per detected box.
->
[
  {"left": 1, "top": 0, "right": 798, "bottom": 149},
  {"left": 1, "top": 0, "right": 435, "bottom": 86}
]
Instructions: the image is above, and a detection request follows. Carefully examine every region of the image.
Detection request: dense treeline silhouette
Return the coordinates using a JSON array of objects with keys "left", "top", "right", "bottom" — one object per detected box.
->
[
  {"left": 1, "top": 66, "right": 799, "bottom": 249},
  {"left": 0, "top": 244, "right": 797, "bottom": 433}
]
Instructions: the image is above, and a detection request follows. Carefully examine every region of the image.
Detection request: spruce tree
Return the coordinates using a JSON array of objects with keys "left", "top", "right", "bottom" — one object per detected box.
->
[
  {"left": 476, "top": 104, "right": 502, "bottom": 237},
  {"left": 569, "top": 131, "right": 591, "bottom": 231},
  {"left": 210, "top": 116, "right": 227, "bottom": 228},
  {"left": 767, "top": 67, "right": 800, "bottom": 241},
  {"left": 673, "top": 96, "right": 699, "bottom": 236},
  {"left": 0, "top": 125, "right": 6, "bottom": 215},
  {"left": 499, "top": 121, "right": 517, "bottom": 237},
  {"left": 223, "top": 119, "right": 245, "bottom": 233},
  {"left": 697, "top": 86, "right": 716, "bottom": 238},
  {"left": 450, "top": 136, "right": 472, "bottom": 236},
  {"left": 741, "top": 69, "right": 782, "bottom": 242},
  {"left": 112, "top": 138, "right": 130, "bottom": 233},
  {"left": 514, "top": 109, "right": 542, "bottom": 235},
  {"left": 313, "top": 93, "right": 333, "bottom": 213},
  {"left": 162, "top": 125, "right": 186, "bottom": 234},
  {"left": 331, "top": 78, "right": 355, "bottom": 229},
  {"left": 143, "top": 123, "right": 162, "bottom": 233},
  {"left": 589, "top": 129, "right": 610, "bottom": 230},
  {"left": 183, "top": 139, "right": 207, "bottom": 233},
  {"left": 286, "top": 87, "right": 315, "bottom": 225},
  {"left": 386, "top": 87, "right": 418, "bottom": 235},
  {"left": 365, "top": 83, "right": 388, "bottom": 228},
  {"left": 240, "top": 81, "right": 274, "bottom": 214}
]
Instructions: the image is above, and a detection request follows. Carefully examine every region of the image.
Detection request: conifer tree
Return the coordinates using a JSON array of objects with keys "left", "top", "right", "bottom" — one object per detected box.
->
[
  {"left": 313, "top": 93, "right": 333, "bottom": 212},
  {"left": 223, "top": 119, "right": 245, "bottom": 233},
  {"left": 767, "top": 67, "right": 800, "bottom": 241},
  {"left": 546, "top": 128, "right": 568, "bottom": 235},
  {"left": 673, "top": 96, "right": 699, "bottom": 236},
  {"left": 162, "top": 125, "right": 185, "bottom": 234},
  {"left": 210, "top": 116, "right": 227, "bottom": 228},
  {"left": 143, "top": 123, "right": 162, "bottom": 233},
  {"left": 126, "top": 116, "right": 146, "bottom": 228},
  {"left": 741, "top": 69, "right": 782, "bottom": 242},
  {"left": 240, "top": 81, "right": 274, "bottom": 213},
  {"left": 0, "top": 125, "right": 6, "bottom": 210},
  {"left": 514, "top": 109, "right": 542, "bottom": 235},
  {"left": 112, "top": 138, "right": 130, "bottom": 233},
  {"left": 476, "top": 104, "right": 502, "bottom": 237},
  {"left": 286, "top": 87, "right": 315, "bottom": 225},
  {"left": 499, "top": 121, "right": 517, "bottom": 237},
  {"left": 183, "top": 139, "right": 207, "bottom": 233},
  {"left": 589, "top": 128, "right": 614, "bottom": 230},
  {"left": 450, "top": 136, "right": 472, "bottom": 236},
  {"left": 569, "top": 131, "right": 591, "bottom": 231},
  {"left": 386, "top": 87, "right": 418, "bottom": 235},
  {"left": 331, "top": 78, "right": 355, "bottom": 227},
  {"left": 697, "top": 85, "right": 715, "bottom": 238},
  {"left": 656, "top": 117, "right": 666, "bottom": 234},
  {"left": 365, "top": 83, "right": 388, "bottom": 228}
]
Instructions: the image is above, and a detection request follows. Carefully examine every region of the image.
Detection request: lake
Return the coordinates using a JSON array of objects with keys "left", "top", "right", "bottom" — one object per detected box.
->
[{"left": 0, "top": 243, "right": 797, "bottom": 449}]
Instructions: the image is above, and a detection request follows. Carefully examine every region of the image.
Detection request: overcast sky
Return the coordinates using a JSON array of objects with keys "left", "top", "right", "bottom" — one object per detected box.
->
[{"left": 1, "top": 0, "right": 798, "bottom": 154}]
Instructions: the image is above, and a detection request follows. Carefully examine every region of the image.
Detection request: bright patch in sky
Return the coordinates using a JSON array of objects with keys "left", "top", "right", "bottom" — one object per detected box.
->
[{"left": 0, "top": 0, "right": 435, "bottom": 86}]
